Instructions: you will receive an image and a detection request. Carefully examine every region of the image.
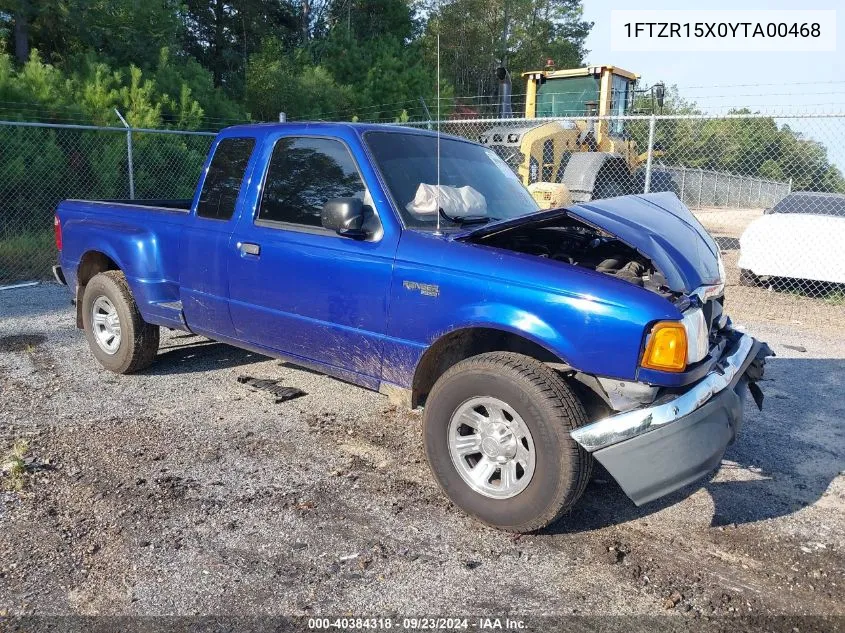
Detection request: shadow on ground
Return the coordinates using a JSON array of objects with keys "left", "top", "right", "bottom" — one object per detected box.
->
[
  {"left": 145, "top": 340, "right": 843, "bottom": 533},
  {"left": 145, "top": 339, "right": 268, "bottom": 375},
  {"left": 550, "top": 357, "right": 845, "bottom": 533}
]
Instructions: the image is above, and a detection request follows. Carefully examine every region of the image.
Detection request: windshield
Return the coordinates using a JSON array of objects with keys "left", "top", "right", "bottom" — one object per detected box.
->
[
  {"left": 536, "top": 76, "right": 599, "bottom": 117},
  {"left": 365, "top": 131, "right": 539, "bottom": 229}
]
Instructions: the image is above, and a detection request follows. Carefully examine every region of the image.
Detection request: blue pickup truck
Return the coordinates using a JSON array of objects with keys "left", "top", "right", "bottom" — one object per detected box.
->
[{"left": 54, "top": 122, "right": 771, "bottom": 532}]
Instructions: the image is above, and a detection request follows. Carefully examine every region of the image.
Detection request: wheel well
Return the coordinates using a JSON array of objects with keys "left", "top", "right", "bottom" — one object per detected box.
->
[
  {"left": 411, "top": 328, "right": 564, "bottom": 408},
  {"left": 75, "top": 251, "right": 119, "bottom": 328}
]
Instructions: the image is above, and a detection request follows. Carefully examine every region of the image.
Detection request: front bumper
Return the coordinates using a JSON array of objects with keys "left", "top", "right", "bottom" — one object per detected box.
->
[{"left": 571, "top": 332, "right": 771, "bottom": 505}]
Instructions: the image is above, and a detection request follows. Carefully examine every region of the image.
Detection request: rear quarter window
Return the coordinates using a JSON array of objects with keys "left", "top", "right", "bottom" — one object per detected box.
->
[{"left": 196, "top": 137, "right": 256, "bottom": 221}]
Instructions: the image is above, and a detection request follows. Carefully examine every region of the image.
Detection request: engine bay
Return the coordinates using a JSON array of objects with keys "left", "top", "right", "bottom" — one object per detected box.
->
[{"left": 472, "top": 215, "right": 672, "bottom": 296}]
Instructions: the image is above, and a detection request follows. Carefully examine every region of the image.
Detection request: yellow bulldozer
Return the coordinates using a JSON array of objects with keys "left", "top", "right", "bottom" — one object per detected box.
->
[{"left": 480, "top": 63, "right": 668, "bottom": 207}]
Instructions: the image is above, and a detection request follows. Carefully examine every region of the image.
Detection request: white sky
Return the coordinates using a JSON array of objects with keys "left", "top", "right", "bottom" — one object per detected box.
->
[
  {"left": 582, "top": 0, "right": 845, "bottom": 113},
  {"left": 581, "top": 0, "right": 845, "bottom": 170}
]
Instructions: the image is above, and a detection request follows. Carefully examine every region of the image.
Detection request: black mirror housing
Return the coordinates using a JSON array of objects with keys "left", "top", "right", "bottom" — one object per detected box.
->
[{"left": 321, "top": 197, "right": 367, "bottom": 238}]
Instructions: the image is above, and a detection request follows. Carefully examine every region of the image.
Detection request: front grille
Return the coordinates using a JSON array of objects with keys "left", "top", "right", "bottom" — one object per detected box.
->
[{"left": 704, "top": 297, "right": 727, "bottom": 349}]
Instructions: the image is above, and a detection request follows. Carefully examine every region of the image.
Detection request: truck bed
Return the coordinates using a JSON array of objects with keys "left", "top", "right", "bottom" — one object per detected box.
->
[{"left": 75, "top": 198, "right": 192, "bottom": 212}]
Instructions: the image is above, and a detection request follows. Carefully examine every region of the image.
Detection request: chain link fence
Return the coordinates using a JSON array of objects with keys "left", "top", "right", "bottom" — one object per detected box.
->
[
  {"left": 411, "top": 112, "right": 845, "bottom": 326},
  {"left": 0, "top": 121, "right": 214, "bottom": 287},
  {"left": 665, "top": 166, "right": 791, "bottom": 209},
  {"left": 2, "top": 114, "right": 844, "bottom": 327}
]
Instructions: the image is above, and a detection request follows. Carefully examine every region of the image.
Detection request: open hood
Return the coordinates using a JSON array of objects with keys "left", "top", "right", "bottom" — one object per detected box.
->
[{"left": 453, "top": 192, "right": 723, "bottom": 293}]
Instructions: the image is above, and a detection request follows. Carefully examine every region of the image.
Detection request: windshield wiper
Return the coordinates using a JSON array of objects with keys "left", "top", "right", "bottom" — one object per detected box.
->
[{"left": 439, "top": 208, "right": 498, "bottom": 226}]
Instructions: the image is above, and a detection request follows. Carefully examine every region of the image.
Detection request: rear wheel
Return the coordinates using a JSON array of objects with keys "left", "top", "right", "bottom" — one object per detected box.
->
[
  {"left": 423, "top": 352, "right": 592, "bottom": 533},
  {"left": 81, "top": 271, "right": 159, "bottom": 374}
]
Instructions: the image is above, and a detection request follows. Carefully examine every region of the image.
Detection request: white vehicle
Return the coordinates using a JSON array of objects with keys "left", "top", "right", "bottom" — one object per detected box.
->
[{"left": 739, "top": 191, "right": 845, "bottom": 285}]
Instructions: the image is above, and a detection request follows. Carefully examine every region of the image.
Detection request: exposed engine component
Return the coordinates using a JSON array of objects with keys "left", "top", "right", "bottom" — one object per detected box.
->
[{"left": 473, "top": 216, "right": 671, "bottom": 295}]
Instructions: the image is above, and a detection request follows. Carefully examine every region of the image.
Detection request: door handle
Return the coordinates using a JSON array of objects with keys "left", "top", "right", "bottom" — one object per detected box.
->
[{"left": 237, "top": 242, "right": 260, "bottom": 256}]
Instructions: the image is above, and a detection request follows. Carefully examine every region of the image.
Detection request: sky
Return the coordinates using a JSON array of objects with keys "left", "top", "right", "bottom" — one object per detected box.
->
[
  {"left": 582, "top": 0, "right": 845, "bottom": 113},
  {"left": 581, "top": 0, "right": 845, "bottom": 170}
]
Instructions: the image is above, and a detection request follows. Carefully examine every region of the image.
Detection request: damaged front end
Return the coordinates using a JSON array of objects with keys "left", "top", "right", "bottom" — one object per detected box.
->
[
  {"left": 454, "top": 192, "right": 725, "bottom": 300},
  {"left": 455, "top": 193, "right": 774, "bottom": 506},
  {"left": 468, "top": 212, "right": 674, "bottom": 297},
  {"left": 571, "top": 333, "right": 774, "bottom": 506}
]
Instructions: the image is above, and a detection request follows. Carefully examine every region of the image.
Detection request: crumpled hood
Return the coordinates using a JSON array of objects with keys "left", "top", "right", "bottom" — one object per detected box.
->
[{"left": 454, "top": 192, "right": 723, "bottom": 293}]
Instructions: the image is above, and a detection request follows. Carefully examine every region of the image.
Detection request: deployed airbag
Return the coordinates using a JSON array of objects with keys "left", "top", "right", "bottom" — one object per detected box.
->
[{"left": 406, "top": 184, "right": 487, "bottom": 217}]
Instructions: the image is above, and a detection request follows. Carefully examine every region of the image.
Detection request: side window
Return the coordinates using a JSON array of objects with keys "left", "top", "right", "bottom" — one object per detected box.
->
[
  {"left": 197, "top": 137, "right": 256, "bottom": 221},
  {"left": 258, "top": 137, "right": 366, "bottom": 227}
]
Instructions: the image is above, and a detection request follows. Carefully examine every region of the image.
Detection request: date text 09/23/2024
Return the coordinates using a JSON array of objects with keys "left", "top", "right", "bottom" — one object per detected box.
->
[{"left": 307, "top": 617, "right": 525, "bottom": 630}]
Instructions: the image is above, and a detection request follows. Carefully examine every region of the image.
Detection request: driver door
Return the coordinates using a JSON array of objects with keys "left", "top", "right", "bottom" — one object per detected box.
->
[{"left": 227, "top": 132, "right": 398, "bottom": 385}]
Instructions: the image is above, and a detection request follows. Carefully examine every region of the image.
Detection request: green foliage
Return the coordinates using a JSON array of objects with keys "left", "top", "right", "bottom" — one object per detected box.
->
[
  {"left": 1, "top": 0, "right": 840, "bottom": 201},
  {"left": 244, "top": 0, "right": 443, "bottom": 123},
  {"left": 1, "top": 439, "right": 30, "bottom": 491},
  {"left": 0, "top": 50, "right": 221, "bottom": 258},
  {"left": 0, "top": 0, "right": 590, "bottom": 123},
  {"left": 0, "top": 231, "right": 55, "bottom": 283},
  {"left": 422, "top": 0, "right": 591, "bottom": 107},
  {"left": 245, "top": 38, "right": 356, "bottom": 120},
  {"left": 634, "top": 88, "right": 845, "bottom": 194}
]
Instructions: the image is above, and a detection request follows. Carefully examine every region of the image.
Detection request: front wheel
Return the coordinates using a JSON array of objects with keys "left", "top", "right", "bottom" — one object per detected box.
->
[
  {"left": 81, "top": 270, "right": 160, "bottom": 374},
  {"left": 423, "top": 352, "right": 593, "bottom": 532}
]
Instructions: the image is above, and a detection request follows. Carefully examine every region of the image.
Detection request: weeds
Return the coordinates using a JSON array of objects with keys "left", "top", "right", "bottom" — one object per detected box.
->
[
  {"left": 1, "top": 439, "right": 30, "bottom": 491},
  {"left": 824, "top": 289, "right": 845, "bottom": 306},
  {"left": 0, "top": 230, "right": 55, "bottom": 284}
]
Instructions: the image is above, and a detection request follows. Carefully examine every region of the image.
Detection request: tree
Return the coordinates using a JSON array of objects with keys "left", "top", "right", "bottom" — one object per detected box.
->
[
  {"left": 244, "top": 37, "right": 355, "bottom": 120},
  {"left": 244, "top": 0, "right": 443, "bottom": 122},
  {"left": 180, "top": 0, "right": 300, "bottom": 92},
  {"left": 0, "top": 0, "right": 183, "bottom": 69},
  {"left": 420, "top": 0, "right": 591, "bottom": 103},
  {"left": 633, "top": 89, "right": 845, "bottom": 194}
]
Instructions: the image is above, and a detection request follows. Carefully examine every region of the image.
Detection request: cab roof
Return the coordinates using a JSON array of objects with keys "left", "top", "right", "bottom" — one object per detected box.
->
[
  {"left": 217, "top": 121, "right": 468, "bottom": 143},
  {"left": 522, "top": 65, "right": 639, "bottom": 81}
]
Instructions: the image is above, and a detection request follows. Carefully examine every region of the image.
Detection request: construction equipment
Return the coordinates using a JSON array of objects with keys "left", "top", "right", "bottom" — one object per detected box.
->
[{"left": 481, "top": 63, "right": 667, "bottom": 206}]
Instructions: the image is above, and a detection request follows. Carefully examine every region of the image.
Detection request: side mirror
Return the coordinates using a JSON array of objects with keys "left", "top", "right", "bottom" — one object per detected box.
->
[{"left": 321, "top": 197, "right": 367, "bottom": 239}]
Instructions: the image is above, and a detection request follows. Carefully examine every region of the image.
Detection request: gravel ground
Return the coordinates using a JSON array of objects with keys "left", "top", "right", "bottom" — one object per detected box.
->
[{"left": 1, "top": 284, "right": 844, "bottom": 623}]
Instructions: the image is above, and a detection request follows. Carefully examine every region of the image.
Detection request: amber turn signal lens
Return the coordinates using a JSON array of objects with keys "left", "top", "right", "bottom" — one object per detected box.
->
[{"left": 641, "top": 321, "right": 687, "bottom": 372}]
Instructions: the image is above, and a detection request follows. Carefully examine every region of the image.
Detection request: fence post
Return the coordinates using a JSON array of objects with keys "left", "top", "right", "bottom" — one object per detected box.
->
[
  {"left": 419, "top": 96, "right": 433, "bottom": 130},
  {"left": 714, "top": 172, "right": 718, "bottom": 206},
  {"left": 679, "top": 166, "right": 686, "bottom": 203},
  {"left": 698, "top": 168, "right": 703, "bottom": 208},
  {"left": 114, "top": 108, "right": 135, "bottom": 200},
  {"left": 643, "top": 114, "right": 656, "bottom": 193}
]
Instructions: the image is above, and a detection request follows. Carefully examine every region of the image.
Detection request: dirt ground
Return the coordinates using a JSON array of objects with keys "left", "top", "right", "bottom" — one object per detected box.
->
[{"left": 1, "top": 284, "right": 844, "bottom": 628}]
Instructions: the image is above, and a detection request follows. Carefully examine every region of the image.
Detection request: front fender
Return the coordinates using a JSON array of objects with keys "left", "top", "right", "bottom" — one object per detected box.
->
[
  {"left": 384, "top": 234, "right": 682, "bottom": 389},
  {"left": 444, "top": 301, "right": 575, "bottom": 364}
]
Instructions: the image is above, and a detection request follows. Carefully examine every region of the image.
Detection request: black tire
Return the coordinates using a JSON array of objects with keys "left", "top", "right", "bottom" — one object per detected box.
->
[
  {"left": 81, "top": 270, "right": 159, "bottom": 374},
  {"left": 423, "top": 352, "right": 592, "bottom": 533},
  {"left": 592, "top": 170, "right": 631, "bottom": 200},
  {"left": 739, "top": 268, "right": 759, "bottom": 287}
]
